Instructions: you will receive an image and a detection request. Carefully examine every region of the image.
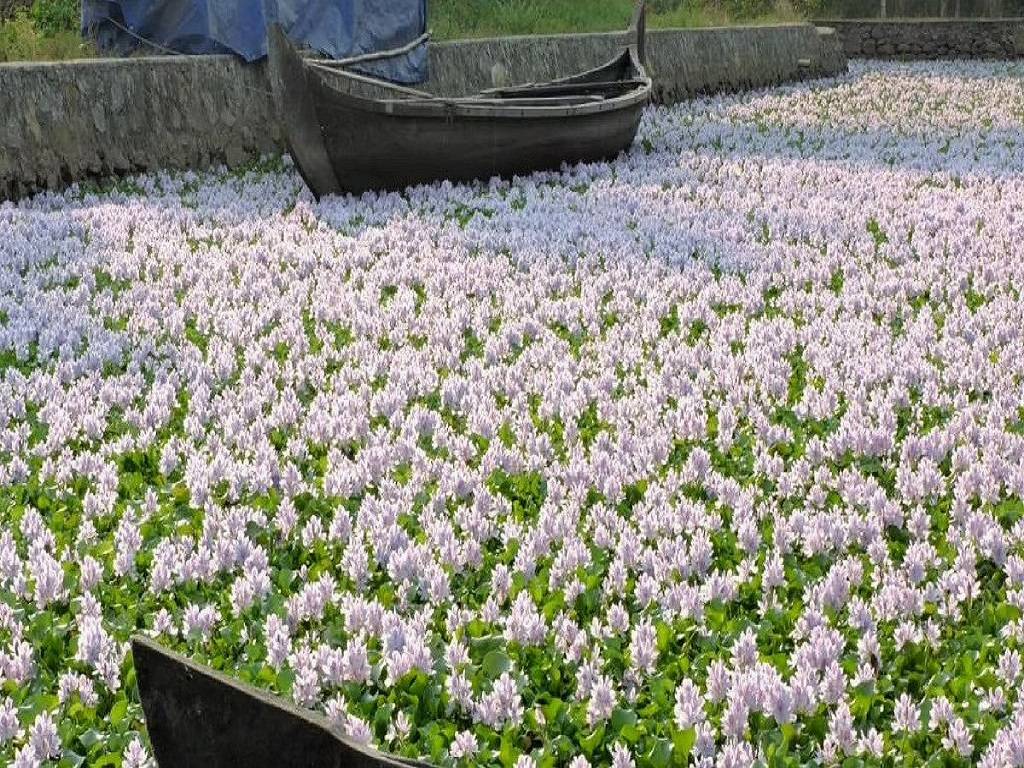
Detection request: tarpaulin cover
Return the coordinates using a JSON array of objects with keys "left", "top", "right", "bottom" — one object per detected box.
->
[{"left": 81, "top": 0, "right": 428, "bottom": 83}]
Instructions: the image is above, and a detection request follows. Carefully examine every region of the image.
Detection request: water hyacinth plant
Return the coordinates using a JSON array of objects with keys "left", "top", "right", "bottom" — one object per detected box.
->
[{"left": 1, "top": 59, "right": 1024, "bottom": 767}]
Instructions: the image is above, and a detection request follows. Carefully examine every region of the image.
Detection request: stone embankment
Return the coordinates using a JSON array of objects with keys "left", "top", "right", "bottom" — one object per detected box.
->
[
  {"left": 1, "top": 24, "right": 845, "bottom": 199},
  {"left": 819, "top": 18, "right": 1024, "bottom": 58}
]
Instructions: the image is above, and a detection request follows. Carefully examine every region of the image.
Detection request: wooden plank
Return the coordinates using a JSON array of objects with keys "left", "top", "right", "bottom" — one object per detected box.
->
[
  {"left": 391, "top": 95, "right": 609, "bottom": 107},
  {"left": 481, "top": 79, "right": 648, "bottom": 98}
]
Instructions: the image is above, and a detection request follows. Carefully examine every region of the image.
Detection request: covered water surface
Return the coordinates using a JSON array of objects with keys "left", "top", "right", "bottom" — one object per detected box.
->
[{"left": 1, "top": 60, "right": 1024, "bottom": 767}]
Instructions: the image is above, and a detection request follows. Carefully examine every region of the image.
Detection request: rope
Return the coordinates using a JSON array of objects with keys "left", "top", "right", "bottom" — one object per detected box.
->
[
  {"left": 101, "top": 16, "right": 186, "bottom": 57},
  {"left": 91, "top": 18, "right": 425, "bottom": 100},
  {"left": 309, "top": 31, "right": 430, "bottom": 68},
  {"left": 93, "top": 16, "right": 279, "bottom": 97}
]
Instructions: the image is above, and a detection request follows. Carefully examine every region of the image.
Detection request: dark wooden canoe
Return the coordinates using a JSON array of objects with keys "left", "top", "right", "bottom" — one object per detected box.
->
[
  {"left": 266, "top": 4, "right": 651, "bottom": 198},
  {"left": 132, "top": 636, "right": 433, "bottom": 768}
]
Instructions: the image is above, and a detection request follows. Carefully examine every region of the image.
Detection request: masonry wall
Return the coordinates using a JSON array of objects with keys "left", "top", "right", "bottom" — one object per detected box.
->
[
  {"left": 427, "top": 24, "right": 846, "bottom": 102},
  {"left": 819, "top": 18, "right": 1024, "bottom": 58},
  {"left": 0, "top": 24, "right": 845, "bottom": 200},
  {"left": 0, "top": 56, "right": 281, "bottom": 199}
]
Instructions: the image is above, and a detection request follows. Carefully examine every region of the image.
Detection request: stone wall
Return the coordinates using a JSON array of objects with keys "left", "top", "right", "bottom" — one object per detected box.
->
[
  {"left": 818, "top": 18, "right": 1024, "bottom": 58},
  {"left": 0, "top": 24, "right": 846, "bottom": 200},
  {"left": 0, "top": 56, "right": 282, "bottom": 200},
  {"left": 427, "top": 24, "right": 845, "bottom": 102}
]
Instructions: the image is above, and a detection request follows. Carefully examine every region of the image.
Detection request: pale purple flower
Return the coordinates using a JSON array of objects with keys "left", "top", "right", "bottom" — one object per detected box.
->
[
  {"left": 12, "top": 744, "right": 41, "bottom": 768},
  {"left": 629, "top": 619, "right": 657, "bottom": 675},
  {"left": 57, "top": 672, "right": 97, "bottom": 707},
  {"left": 123, "top": 737, "right": 153, "bottom": 768},
  {"left": 450, "top": 730, "right": 479, "bottom": 760},
  {"left": 182, "top": 603, "right": 219, "bottom": 643},
  {"left": 893, "top": 693, "right": 920, "bottom": 734},
  {"left": 113, "top": 509, "right": 142, "bottom": 577},
  {"left": 674, "top": 678, "right": 705, "bottom": 729},
  {"left": 942, "top": 716, "right": 972, "bottom": 758},
  {"left": 587, "top": 674, "right": 617, "bottom": 725},
  {"left": 265, "top": 614, "right": 291, "bottom": 670},
  {"left": 386, "top": 710, "right": 412, "bottom": 743},
  {"left": 731, "top": 628, "right": 758, "bottom": 670},
  {"left": 28, "top": 710, "right": 59, "bottom": 761},
  {"left": 0, "top": 696, "right": 19, "bottom": 744},
  {"left": 610, "top": 742, "right": 634, "bottom": 768},
  {"left": 345, "top": 714, "right": 373, "bottom": 745},
  {"left": 859, "top": 728, "right": 883, "bottom": 758},
  {"left": 476, "top": 671, "right": 523, "bottom": 729},
  {"left": 78, "top": 555, "right": 103, "bottom": 592}
]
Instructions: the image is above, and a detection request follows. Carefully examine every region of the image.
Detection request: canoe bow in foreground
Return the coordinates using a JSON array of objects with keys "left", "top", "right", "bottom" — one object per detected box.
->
[
  {"left": 132, "top": 636, "right": 432, "bottom": 768},
  {"left": 266, "top": 4, "right": 652, "bottom": 198}
]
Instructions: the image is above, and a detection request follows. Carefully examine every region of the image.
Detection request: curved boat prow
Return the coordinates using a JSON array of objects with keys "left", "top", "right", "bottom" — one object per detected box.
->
[
  {"left": 266, "top": 24, "right": 342, "bottom": 199},
  {"left": 630, "top": 1, "right": 647, "bottom": 66},
  {"left": 133, "top": 636, "right": 432, "bottom": 768}
]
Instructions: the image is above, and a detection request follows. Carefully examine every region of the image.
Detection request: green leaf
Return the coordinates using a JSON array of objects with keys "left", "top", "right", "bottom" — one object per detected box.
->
[
  {"left": 482, "top": 649, "right": 512, "bottom": 679},
  {"left": 543, "top": 698, "right": 565, "bottom": 724},
  {"left": 656, "top": 622, "right": 672, "bottom": 653},
  {"left": 429, "top": 732, "right": 447, "bottom": 764},
  {"left": 108, "top": 697, "right": 128, "bottom": 726},
  {"left": 620, "top": 723, "right": 643, "bottom": 744},
  {"left": 610, "top": 707, "right": 638, "bottom": 732},
  {"left": 79, "top": 729, "right": 104, "bottom": 749},
  {"left": 471, "top": 634, "right": 506, "bottom": 657},
  {"left": 780, "top": 723, "right": 797, "bottom": 747},
  {"left": 500, "top": 728, "right": 519, "bottom": 767},
  {"left": 581, "top": 725, "right": 605, "bottom": 758},
  {"left": 671, "top": 728, "right": 695, "bottom": 765},
  {"left": 275, "top": 668, "right": 295, "bottom": 696},
  {"left": 650, "top": 738, "right": 672, "bottom": 768}
]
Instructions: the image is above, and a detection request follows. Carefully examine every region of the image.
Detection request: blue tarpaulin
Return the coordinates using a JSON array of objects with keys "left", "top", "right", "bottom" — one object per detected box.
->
[{"left": 81, "top": 0, "right": 428, "bottom": 83}]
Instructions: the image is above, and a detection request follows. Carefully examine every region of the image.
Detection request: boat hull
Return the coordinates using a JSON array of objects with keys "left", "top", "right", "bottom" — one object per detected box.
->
[
  {"left": 266, "top": 5, "right": 651, "bottom": 199},
  {"left": 312, "top": 81, "right": 645, "bottom": 194},
  {"left": 132, "top": 637, "right": 428, "bottom": 768}
]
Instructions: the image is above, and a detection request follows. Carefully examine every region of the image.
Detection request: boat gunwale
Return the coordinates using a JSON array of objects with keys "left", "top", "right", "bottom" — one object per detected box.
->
[{"left": 307, "top": 48, "right": 651, "bottom": 119}]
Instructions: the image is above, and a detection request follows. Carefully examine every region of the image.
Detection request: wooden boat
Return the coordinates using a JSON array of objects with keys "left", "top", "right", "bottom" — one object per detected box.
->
[
  {"left": 133, "top": 636, "right": 434, "bottom": 768},
  {"left": 266, "top": 4, "right": 651, "bottom": 198}
]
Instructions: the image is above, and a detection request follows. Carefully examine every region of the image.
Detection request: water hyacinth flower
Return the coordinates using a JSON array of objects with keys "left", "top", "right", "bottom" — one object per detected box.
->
[
  {"left": 476, "top": 671, "right": 524, "bottom": 729},
  {"left": 674, "top": 678, "right": 705, "bottom": 730},
  {"left": 27, "top": 711, "right": 59, "bottom": 762},
  {"left": 122, "top": 737, "right": 154, "bottom": 768},
  {"left": 609, "top": 742, "right": 634, "bottom": 768},
  {"left": 450, "top": 730, "right": 479, "bottom": 761},
  {"left": 893, "top": 694, "right": 920, "bottom": 734},
  {"left": 0, "top": 58, "right": 1023, "bottom": 766},
  {"left": 586, "top": 674, "right": 617, "bottom": 725}
]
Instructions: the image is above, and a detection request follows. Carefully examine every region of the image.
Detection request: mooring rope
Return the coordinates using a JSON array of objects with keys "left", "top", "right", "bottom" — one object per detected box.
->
[
  {"left": 87, "top": 18, "right": 427, "bottom": 100},
  {"left": 99, "top": 17, "right": 185, "bottom": 57},
  {"left": 91, "top": 17, "right": 282, "bottom": 98}
]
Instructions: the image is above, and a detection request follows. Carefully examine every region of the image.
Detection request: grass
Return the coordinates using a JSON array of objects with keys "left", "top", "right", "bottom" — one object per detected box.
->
[
  {"left": 0, "top": 0, "right": 805, "bottom": 61},
  {"left": 0, "top": 10, "right": 93, "bottom": 61},
  {"left": 429, "top": 0, "right": 805, "bottom": 40}
]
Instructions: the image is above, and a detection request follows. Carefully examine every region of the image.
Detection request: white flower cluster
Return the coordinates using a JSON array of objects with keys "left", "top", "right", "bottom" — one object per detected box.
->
[{"left": 0, "top": 59, "right": 1023, "bottom": 767}]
